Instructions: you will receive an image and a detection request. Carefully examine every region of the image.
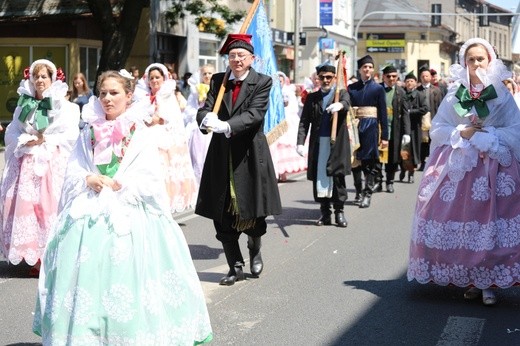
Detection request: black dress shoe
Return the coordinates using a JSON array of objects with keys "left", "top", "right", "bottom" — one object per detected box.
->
[
  {"left": 372, "top": 182, "right": 383, "bottom": 193},
  {"left": 247, "top": 236, "right": 263, "bottom": 277},
  {"left": 386, "top": 184, "right": 394, "bottom": 193},
  {"left": 399, "top": 171, "right": 405, "bottom": 182},
  {"left": 316, "top": 215, "right": 332, "bottom": 226},
  {"left": 335, "top": 212, "right": 348, "bottom": 228},
  {"left": 219, "top": 266, "right": 245, "bottom": 286},
  {"left": 353, "top": 193, "right": 362, "bottom": 205},
  {"left": 359, "top": 195, "right": 371, "bottom": 208},
  {"left": 408, "top": 175, "right": 414, "bottom": 184}
]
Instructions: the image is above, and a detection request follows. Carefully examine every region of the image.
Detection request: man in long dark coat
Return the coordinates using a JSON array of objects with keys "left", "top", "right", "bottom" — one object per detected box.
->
[
  {"left": 417, "top": 66, "right": 443, "bottom": 170},
  {"left": 380, "top": 65, "right": 409, "bottom": 193},
  {"left": 402, "top": 71, "right": 429, "bottom": 183},
  {"left": 196, "top": 34, "right": 282, "bottom": 286},
  {"left": 297, "top": 63, "right": 351, "bottom": 227},
  {"left": 348, "top": 55, "right": 388, "bottom": 208}
]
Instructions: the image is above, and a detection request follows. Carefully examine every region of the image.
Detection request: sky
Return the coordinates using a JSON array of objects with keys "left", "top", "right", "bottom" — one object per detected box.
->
[{"left": 487, "top": 0, "right": 519, "bottom": 11}]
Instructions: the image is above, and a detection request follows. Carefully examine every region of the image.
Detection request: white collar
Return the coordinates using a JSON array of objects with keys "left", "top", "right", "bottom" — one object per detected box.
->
[{"left": 230, "top": 70, "right": 250, "bottom": 82}]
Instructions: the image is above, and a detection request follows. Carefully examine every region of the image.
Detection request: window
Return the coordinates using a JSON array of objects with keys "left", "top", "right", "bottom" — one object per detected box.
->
[{"left": 80, "top": 47, "right": 100, "bottom": 90}]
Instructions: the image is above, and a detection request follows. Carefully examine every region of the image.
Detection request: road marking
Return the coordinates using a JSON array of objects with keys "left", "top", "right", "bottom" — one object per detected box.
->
[{"left": 436, "top": 316, "right": 485, "bottom": 346}]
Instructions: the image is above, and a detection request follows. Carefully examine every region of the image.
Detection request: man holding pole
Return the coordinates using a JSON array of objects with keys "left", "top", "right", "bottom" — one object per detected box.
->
[
  {"left": 196, "top": 34, "right": 282, "bottom": 286},
  {"left": 297, "top": 61, "right": 351, "bottom": 228}
]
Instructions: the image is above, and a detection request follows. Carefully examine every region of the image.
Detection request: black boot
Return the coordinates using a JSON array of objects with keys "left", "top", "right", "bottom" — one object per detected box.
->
[
  {"left": 359, "top": 193, "right": 371, "bottom": 208},
  {"left": 219, "top": 241, "right": 245, "bottom": 286},
  {"left": 247, "top": 236, "right": 263, "bottom": 277},
  {"left": 408, "top": 172, "right": 415, "bottom": 184},
  {"left": 334, "top": 210, "right": 348, "bottom": 228},
  {"left": 316, "top": 202, "right": 332, "bottom": 226}
]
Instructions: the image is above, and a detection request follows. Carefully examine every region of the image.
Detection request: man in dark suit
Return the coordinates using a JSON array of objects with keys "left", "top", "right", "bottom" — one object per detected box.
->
[
  {"left": 297, "top": 62, "right": 351, "bottom": 228},
  {"left": 196, "top": 34, "right": 282, "bottom": 286},
  {"left": 380, "top": 65, "right": 410, "bottom": 193}
]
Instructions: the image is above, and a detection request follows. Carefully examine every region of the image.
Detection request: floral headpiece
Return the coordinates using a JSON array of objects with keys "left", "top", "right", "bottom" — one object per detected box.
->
[{"left": 25, "top": 59, "right": 65, "bottom": 83}]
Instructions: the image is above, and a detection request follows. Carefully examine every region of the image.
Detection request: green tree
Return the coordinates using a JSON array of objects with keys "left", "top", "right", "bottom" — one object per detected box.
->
[{"left": 165, "top": 0, "right": 245, "bottom": 39}]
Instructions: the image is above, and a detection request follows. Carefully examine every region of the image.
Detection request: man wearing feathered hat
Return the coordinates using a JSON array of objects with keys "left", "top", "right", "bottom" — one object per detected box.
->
[
  {"left": 347, "top": 55, "right": 389, "bottom": 208},
  {"left": 196, "top": 34, "right": 282, "bottom": 286},
  {"left": 296, "top": 61, "right": 351, "bottom": 228}
]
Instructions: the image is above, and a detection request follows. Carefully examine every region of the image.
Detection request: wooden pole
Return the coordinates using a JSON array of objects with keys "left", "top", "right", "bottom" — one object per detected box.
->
[
  {"left": 330, "top": 51, "right": 344, "bottom": 144},
  {"left": 212, "top": 0, "right": 260, "bottom": 115}
]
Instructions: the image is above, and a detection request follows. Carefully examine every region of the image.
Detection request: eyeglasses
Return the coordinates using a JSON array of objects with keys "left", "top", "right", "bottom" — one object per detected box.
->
[
  {"left": 228, "top": 54, "right": 252, "bottom": 61},
  {"left": 318, "top": 75, "right": 335, "bottom": 81}
]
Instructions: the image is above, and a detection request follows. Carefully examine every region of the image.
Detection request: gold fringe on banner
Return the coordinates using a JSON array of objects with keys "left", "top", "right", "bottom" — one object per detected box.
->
[{"left": 266, "top": 119, "right": 288, "bottom": 146}]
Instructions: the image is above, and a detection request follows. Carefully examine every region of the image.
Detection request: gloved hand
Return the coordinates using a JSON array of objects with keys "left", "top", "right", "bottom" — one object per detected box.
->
[
  {"left": 402, "top": 134, "right": 411, "bottom": 145},
  {"left": 200, "top": 112, "right": 218, "bottom": 130},
  {"left": 204, "top": 117, "right": 231, "bottom": 135},
  {"left": 296, "top": 144, "right": 305, "bottom": 157},
  {"left": 325, "top": 102, "right": 344, "bottom": 113}
]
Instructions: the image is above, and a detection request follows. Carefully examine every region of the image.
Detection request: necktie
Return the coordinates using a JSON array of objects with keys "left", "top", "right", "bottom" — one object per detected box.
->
[
  {"left": 385, "top": 86, "right": 392, "bottom": 92},
  {"left": 232, "top": 80, "right": 242, "bottom": 105}
]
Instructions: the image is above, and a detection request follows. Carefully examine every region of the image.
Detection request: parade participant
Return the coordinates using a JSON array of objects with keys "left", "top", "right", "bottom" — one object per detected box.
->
[
  {"left": 417, "top": 66, "right": 443, "bottom": 171},
  {"left": 196, "top": 34, "right": 282, "bottom": 285},
  {"left": 297, "top": 62, "right": 351, "bottom": 227},
  {"left": 401, "top": 71, "right": 429, "bottom": 183},
  {"left": 348, "top": 55, "right": 388, "bottom": 208},
  {"left": 430, "top": 68, "right": 448, "bottom": 97},
  {"left": 33, "top": 70, "right": 212, "bottom": 343},
  {"left": 271, "top": 71, "right": 307, "bottom": 182},
  {"left": 134, "top": 63, "right": 198, "bottom": 213},
  {"left": 407, "top": 38, "right": 520, "bottom": 306},
  {"left": 0, "top": 59, "right": 80, "bottom": 273},
  {"left": 380, "top": 65, "right": 409, "bottom": 193},
  {"left": 184, "top": 64, "right": 215, "bottom": 183}
]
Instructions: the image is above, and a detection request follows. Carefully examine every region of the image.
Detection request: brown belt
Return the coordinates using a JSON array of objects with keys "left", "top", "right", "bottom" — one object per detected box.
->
[{"left": 352, "top": 106, "right": 377, "bottom": 118}]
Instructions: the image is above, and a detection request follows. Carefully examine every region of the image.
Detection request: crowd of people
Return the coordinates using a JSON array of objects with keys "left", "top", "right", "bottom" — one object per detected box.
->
[{"left": 0, "top": 34, "right": 520, "bottom": 343}]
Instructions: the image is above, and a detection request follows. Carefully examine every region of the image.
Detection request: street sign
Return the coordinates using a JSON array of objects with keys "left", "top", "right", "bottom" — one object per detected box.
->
[
  {"left": 367, "top": 47, "right": 404, "bottom": 53},
  {"left": 319, "top": 0, "right": 333, "bottom": 26}
]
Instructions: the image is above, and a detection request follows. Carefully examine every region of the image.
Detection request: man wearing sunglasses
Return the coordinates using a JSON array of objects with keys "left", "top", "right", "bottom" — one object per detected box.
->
[
  {"left": 297, "top": 62, "right": 351, "bottom": 228},
  {"left": 348, "top": 55, "right": 389, "bottom": 208},
  {"left": 197, "top": 34, "right": 282, "bottom": 286},
  {"left": 379, "top": 65, "right": 410, "bottom": 194}
]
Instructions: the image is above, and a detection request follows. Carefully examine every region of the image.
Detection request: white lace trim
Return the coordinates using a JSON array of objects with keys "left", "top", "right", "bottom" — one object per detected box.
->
[
  {"left": 408, "top": 257, "right": 520, "bottom": 289},
  {"left": 412, "top": 212, "right": 520, "bottom": 252}
]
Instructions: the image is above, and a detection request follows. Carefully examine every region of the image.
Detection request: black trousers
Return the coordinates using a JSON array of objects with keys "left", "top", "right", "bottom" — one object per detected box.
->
[
  {"left": 214, "top": 212, "right": 267, "bottom": 269},
  {"left": 313, "top": 175, "right": 348, "bottom": 210}
]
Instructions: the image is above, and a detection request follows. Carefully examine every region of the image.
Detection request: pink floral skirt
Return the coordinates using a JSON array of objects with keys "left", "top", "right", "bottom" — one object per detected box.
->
[
  {"left": 408, "top": 145, "right": 520, "bottom": 289},
  {"left": 0, "top": 150, "right": 67, "bottom": 265}
]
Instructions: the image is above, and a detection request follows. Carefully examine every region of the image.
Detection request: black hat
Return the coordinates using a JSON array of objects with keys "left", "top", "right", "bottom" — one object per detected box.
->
[
  {"left": 419, "top": 64, "right": 430, "bottom": 75},
  {"left": 404, "top": 71, "right": 417, "bottom": 81},
  {"left": 219, "top": 34, "right": 254, "bottom": 55},
  {"left": 357, "top": 55, "right": 374, "bottom": 69},
  {"left": 315, "top": 61, "right": 336, "bottom": 74},
  {"left": 382, "top": 65, "right": 397, "bottom": 75}
]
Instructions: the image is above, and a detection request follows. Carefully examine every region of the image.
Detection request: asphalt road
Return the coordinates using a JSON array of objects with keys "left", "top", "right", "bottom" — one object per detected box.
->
[{"left": 1, "top": 156, "right": 520, "bottom": 345}]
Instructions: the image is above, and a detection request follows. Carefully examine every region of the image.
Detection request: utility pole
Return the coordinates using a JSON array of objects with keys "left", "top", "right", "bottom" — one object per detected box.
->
[{"left": 294, "top": 0, "right": 300, "bottom": 82}]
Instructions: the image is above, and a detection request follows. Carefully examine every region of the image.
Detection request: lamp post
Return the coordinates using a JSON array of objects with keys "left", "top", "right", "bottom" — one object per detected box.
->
[{"left": 294, "top": 0, "right": 300, "bottom": 83}]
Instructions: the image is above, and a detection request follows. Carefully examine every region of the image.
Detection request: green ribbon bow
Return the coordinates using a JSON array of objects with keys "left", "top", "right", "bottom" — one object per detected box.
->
[
  {"left": 453, "top": 84, "right": 497, "bottom": 119},
  {"left": 17, "top": 94, "right": 53, "bottom": 131}
]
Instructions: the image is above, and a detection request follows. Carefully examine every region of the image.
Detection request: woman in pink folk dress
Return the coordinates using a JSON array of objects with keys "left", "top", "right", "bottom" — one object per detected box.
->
[
  {"left": 407, "top": 38, "right": 520, "bottom": 306},
  {"left": 0, "top": 59, "right": 80, "bottom": 272},
  {"left": 134, "top": 63, "right": 198, "bottom": 213},
  {"left": 270, "top": 72, "right": 308, "bottom": 182}
]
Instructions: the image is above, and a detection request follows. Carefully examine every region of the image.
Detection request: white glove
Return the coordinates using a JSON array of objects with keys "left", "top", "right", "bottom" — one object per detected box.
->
[
  {"left": 402, "top": 134, "right": 411, "bottom": 145},
  {"left": 325, "top": 102, "right": 344, "bottom": 113},
  {"left": 204, "top": 117, "right": 231, "bottom": 135},
  {"left": 200, "top": 112, "right": 218, "bottom": 129},
  {"left": 469, "top": 130, "right": 498, "bottom": 153},
  {"left": 296, "top": 144, "right": 305, "bottom": 157}
]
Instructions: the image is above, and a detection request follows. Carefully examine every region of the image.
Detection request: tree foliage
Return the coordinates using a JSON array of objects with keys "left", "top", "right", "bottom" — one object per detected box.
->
[{"left": 165, "top": 0, "right": 245, "bottom": 39}]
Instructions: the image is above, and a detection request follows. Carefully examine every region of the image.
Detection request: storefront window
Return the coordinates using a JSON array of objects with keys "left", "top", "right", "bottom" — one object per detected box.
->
[{"left": 0, "top": 46, "right": 66, "bottom": 122}]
